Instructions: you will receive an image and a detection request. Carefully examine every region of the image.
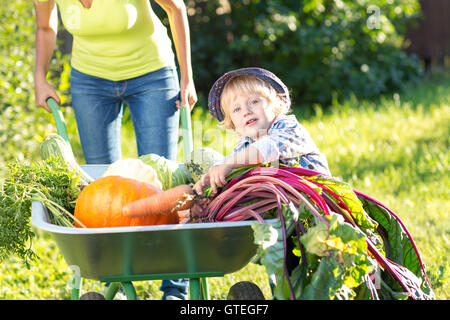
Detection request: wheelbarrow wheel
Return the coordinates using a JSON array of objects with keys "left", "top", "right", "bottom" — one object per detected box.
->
[
  {"left": 227, "top": 281, "right": 265, "bottom": 300},
  {"left": 79, "top": 292, "right": 105, "bottom": 300}
]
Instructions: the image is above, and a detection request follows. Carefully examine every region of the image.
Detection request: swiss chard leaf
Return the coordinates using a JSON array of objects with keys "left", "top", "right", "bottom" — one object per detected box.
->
[
  {"left": 309, "top": 176, "right": 378, "bottom": 231},
  {"left": 252, "top": 218, "right": 287, "bottom": 299},
  {"left": 358, "top": 195, "right": 435, "bottom": 298},
  {"left": 299, "top": 213, "right": 376, "bottom": 299},
  {"left": 253, "top": 204, "right": 376, "bottom": 300},
  {"left": 251, "top": 203, "right": 306, "bottom": 300},
  {"left": 308, "top": 176, "right": 385, "bottom": 253}
]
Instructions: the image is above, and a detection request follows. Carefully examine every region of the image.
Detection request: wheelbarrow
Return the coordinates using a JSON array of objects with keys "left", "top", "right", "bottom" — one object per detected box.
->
[{"left": 31, "top": 98, "right": 273, "bottom": 300}]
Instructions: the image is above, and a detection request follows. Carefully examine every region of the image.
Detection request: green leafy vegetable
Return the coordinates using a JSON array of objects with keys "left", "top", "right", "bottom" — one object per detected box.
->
[
  {"left": 139, "top": 153, "right": 190, "bottom": 190},
  {"left": 357, "top": 192, "right": 435, "bottom": 299},
  {"left": 307, "top": 176, "right": 386, "bottom": 256},
  {"left": 0, "top": 158, "right": 85, "bottom": 266},
  {"left": 40, "top": 133, "right": 94, "bottom": 186},
  {"left": 183, "top": 147, "right": 224, "bottom": 183},
  {"left": 298, "top": 213, "right": 375, "bottom": 299}
]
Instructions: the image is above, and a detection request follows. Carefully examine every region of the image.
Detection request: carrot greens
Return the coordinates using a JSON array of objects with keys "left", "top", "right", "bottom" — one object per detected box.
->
[{"left": 0, "top": 158, "right": 85, "bottom": 266}]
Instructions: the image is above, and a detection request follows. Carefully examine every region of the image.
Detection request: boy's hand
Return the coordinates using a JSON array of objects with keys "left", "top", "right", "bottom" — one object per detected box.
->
[
  {"left": 193, "top": 173, "right": 209, "bottom": 195},
  {"left": 207, "top": 163, "right": 233, "bottom": 195},
  {"left": 193, "top": 163, "right": 233, "bottom": 195}
]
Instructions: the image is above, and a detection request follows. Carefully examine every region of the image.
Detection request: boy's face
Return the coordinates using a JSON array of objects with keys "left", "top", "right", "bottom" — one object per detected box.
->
[{"left": 226, "top": 91, "right": 276, "bottom": 140}]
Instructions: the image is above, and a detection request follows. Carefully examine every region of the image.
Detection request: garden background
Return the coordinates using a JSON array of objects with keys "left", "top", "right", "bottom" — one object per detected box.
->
[{"left": 0, "top": 0, "right": 448, "bottom": 299}]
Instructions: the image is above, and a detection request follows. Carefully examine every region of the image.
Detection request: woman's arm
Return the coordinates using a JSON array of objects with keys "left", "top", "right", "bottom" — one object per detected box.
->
[
  {"left": 33, "top": 0, "right": 60, "bottom": 112},
  {"left": 155, "top": 0, "right": 197, "bottom": 110}
]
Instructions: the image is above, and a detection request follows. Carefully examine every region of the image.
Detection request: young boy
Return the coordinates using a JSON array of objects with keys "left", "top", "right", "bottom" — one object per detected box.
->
[{"left": 193, "top": 67, "right": 331, "bottom": 195}]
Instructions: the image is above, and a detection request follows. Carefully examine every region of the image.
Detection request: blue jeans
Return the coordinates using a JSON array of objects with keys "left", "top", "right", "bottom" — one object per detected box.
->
[
  {"left": 70, "top": 65, "right": 180, "bottom": 162},
  {"left": 70, "top": 65, "right": 189, "bottom": 300}
]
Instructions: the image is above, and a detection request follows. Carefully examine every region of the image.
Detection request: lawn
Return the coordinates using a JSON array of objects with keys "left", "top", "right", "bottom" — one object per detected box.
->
[{"left": 0, "top": 72, "right": 448, "bottom": 300}]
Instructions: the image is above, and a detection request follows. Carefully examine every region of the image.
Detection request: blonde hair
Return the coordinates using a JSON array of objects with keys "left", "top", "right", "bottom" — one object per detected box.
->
[{"left": 219, "top": 75, "right": 290, "bottom": 130}]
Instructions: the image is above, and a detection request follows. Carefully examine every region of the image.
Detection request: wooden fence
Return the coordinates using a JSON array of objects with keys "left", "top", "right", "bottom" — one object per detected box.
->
[{"left": 406, "top": 0, "right": 450, "bottom": 71}]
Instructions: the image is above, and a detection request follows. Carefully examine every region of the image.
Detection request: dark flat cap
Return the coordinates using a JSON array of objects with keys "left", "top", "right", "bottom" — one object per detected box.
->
[{"left": 207, "top": 67, "right": 289, "bottom": 122}]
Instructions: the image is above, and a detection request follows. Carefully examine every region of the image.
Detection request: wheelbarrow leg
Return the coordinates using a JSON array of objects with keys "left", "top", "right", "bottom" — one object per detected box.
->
[
  {"left": 103, "top": 282, "right": 121, "bottom": 300},
  {"left": 71, "top": 285, "right": 81, "bottom": 300},
  {"left": 189, "top": 278, "right": 201, "bottom": 300},
  {"left": 103, "top": 282, "right": 136, "bottom": 300},
  {"left": 70, "top": 273, "right": 82, "bottom": 300},
  {"left": 200, "top": 278, "right": 210, "bottom": 300},
  {"left": 121, "top": 281, "right": 137, "bottom": 300},
  {"left": 189, "top": 278, "right": 209, "bottom": 300}
]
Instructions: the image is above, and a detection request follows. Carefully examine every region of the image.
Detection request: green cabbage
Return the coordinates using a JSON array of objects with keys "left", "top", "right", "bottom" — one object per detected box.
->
[
  {"left": 184, "top": 148, "right": 225, "bottom": 183},
  {"left": 139, "top": 153, "right": 191, "bottom": 190}
]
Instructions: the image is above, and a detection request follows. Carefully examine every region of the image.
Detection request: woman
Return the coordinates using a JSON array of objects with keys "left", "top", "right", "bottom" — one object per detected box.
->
[{"left": 33, "top": 0, "right": 197, "bottom": 300}]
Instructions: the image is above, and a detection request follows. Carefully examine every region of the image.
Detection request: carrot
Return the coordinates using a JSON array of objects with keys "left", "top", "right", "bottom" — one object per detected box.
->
[{"left": 122, "top": 184, "right": 195, "bottom": 218}]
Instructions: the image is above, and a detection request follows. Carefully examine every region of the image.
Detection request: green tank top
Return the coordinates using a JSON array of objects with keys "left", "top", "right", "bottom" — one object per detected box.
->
[{"left": 53, "top": 0, "right": 175, "bottom": 80}]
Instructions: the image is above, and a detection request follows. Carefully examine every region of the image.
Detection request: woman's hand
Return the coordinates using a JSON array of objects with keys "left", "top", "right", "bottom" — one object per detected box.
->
[
  {"left": 177, "top": 77, "right": 197, "bottom": 111},
  {"left": 156, "top": 0, "right": 197, "bottom": 112},
  {"left": 34, "top": 78, "right": 60, "bottom": 112}
]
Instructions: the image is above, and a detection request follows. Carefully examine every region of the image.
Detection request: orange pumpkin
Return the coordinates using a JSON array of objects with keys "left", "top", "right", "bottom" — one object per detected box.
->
[{"left": 74, "top": 176, "right": 179, "bottom": 228}]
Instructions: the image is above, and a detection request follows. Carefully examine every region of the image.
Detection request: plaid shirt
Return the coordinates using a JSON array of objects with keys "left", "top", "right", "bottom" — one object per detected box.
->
[{"left": 225, "top": 114, "right": 331, "bottom": 176}]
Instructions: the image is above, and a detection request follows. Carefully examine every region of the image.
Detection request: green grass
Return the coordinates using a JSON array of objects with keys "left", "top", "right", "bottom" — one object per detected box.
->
[{"left": 0, "top": 72, "right": 448, "bottom": 300}]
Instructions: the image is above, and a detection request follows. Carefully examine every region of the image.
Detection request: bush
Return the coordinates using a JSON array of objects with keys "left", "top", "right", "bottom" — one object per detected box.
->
[
  {"left": 178, "top": 0, "right": 423, "bottom": 108},
  {"left": 0, "top": 1, "right": 71, "bottom": 179}
]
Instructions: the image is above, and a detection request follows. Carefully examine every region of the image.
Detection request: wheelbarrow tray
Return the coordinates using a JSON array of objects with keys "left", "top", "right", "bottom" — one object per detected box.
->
[{"left": 31, "top": 165, "right": 274, "bottom": 282}]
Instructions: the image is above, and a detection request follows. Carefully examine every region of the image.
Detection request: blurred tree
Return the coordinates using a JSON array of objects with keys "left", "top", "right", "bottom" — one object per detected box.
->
[{"left": 155, "top": 0, "right": 423, "bottom": 110}]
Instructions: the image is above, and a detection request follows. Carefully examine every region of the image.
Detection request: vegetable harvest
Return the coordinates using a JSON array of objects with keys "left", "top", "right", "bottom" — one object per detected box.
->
[
  {"left": 1, "top": 137, "right": 435, "bottom": 300},
  {"left": 194, "top": 164, "right": 435, "bottom": 300}
]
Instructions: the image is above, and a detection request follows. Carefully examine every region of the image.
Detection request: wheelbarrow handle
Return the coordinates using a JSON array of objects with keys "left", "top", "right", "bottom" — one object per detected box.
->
[
  {"left": 180, "top": 104, "right": 193, "bottom": 161},
  {"left": 46, "top": 97, "right": 71, "bottom": 144}
]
